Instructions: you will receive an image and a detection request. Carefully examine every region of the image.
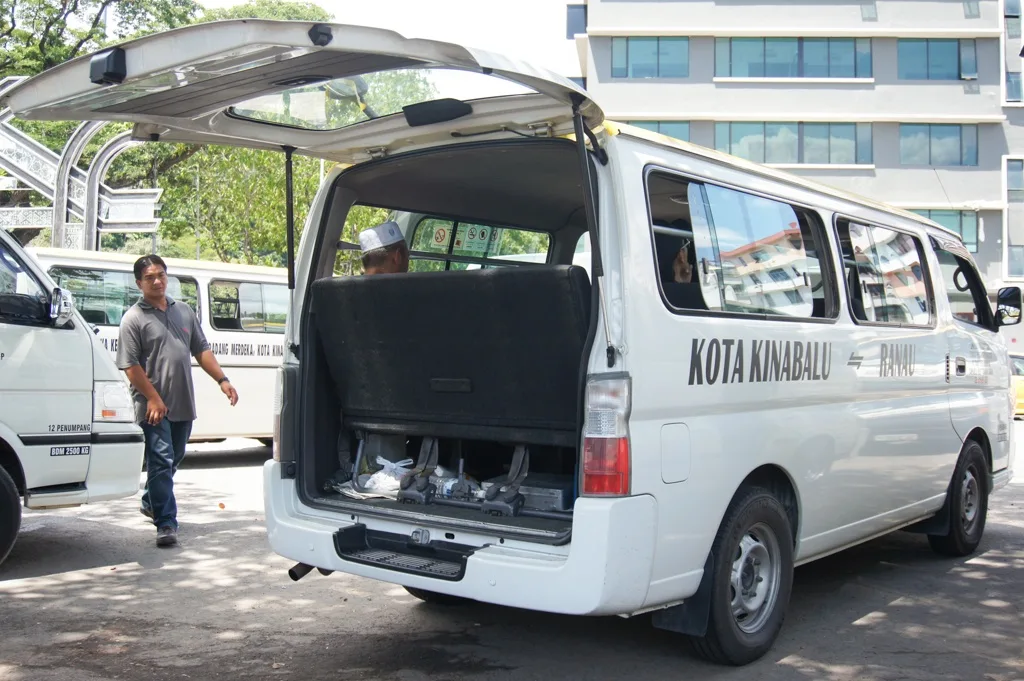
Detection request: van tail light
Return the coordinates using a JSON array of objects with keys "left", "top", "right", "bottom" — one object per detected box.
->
[
  {"left": 272, "top": 367, "right": 283, "bottom": 462},
  {"left": 581, "top": 376, "right": 632, "bottom": 496}
]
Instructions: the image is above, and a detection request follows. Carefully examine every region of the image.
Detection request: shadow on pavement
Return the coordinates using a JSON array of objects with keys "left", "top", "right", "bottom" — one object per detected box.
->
[{"left": 0, "top": 455, "right": 1021, "bottom": 681}]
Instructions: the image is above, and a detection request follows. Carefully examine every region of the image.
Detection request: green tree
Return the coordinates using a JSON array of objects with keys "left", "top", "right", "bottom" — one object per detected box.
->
[{"left": 198, "top": 0, "right": 330, "bottom": 22}]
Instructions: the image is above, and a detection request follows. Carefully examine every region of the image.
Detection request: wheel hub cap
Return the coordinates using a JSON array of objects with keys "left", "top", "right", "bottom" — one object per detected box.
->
[
  {"left": 730, "top": 523, "right": 781, "bottom": 634},
  {"left": 961, "top": 469, "right": 979, "bottom": 530}
]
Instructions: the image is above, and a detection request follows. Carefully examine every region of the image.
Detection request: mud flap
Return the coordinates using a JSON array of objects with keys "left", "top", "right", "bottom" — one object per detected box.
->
[
  {"left": 904, "top": 443, "right": 993, "bottom": 536},
  {"left": 651, "top": 553, "right": 714, "bottom": 636}
]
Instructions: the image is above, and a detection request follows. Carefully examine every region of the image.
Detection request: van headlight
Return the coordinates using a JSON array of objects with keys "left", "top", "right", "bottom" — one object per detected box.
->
[{"left": 93, "top": 381, "right": 135, "bottom": 423}]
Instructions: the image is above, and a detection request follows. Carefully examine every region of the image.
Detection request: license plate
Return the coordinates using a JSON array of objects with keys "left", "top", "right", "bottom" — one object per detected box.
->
[{"left": 50, "top": 445, "right": 90, "bottom": 457}]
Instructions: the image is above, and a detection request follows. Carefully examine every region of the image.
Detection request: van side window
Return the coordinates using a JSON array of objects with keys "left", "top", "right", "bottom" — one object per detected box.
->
[
  {"left": 209, "top": 280, "right": 287, "bottom": 333},
  {"left": 834, "top": 219, "right": 933, "bottom": 326},
  {"left": 49, "top": 267, "right": 198, "bottom": 326},
  {"left": 0, "top": 242, "right": 48, "bottom": 324},
  {"left": 934, "top": 249, "right": 993, "bottom": 329},
  {"left": 644, "top": 170, "right": 835, "bottom": 319}
]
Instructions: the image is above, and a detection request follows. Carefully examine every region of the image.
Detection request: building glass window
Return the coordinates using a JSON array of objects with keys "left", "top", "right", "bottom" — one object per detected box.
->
[
  {"left": 898, "top": 39, "right": 977, "bottom": 80},
  {"left": 959, "top": 40, "right": 978, "bottom": 79},
  {"left": 716, "top": 122, "right": 871, "bottom": 164},
  {"left": 1009, "top": 18, "right": 1022, "bottom": 39},
  {"left": 1007, "top": 0, "right": 1021, "bottom": 17},
  {"left": 612, "top": 37, "right": 689, "bottom": 78},
  {"left": 1009, "top": 159, "right": 1024, "bottom": 194},
  {"left": 627, "top": 121, "right": 690, "bottom": 141},
  {"left": 566, "top": 4, "right": 587, "bottom": 39},
  {"left": 1009, "top": 72, "right": 1023, "bottom": 102},
  {"left": 569, "top": 76, "right": 587, "bottom": 89},
  {"left": 1010, "top": 245, "right": 1024, "bottom": 277},
  {"left": 910, "top": 210, "right": 979, "bottom": 252},
  {"left": 715, "top": 37, "right": 871, "bottom": 78},
  {"left": 899, "top": 124, "right": 978, "bottom": 166}
]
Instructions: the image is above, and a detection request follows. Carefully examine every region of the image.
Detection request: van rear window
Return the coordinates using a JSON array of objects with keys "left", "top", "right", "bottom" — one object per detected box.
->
[{"left": 408, "top": 217, "right": 551, "bottom": 272}]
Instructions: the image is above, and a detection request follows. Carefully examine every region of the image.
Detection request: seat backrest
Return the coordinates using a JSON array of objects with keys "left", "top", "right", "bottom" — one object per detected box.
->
[{"left": 310, "top": 265, "right": 592, "bottom": 446}]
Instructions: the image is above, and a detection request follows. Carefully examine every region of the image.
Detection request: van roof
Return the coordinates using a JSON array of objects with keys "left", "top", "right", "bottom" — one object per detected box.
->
[
  {"left": 27, "top": 247, "right": 288, "bottom": 279},
  {"left": 607, "top": 122, "right": 964, "bottom": 243}
]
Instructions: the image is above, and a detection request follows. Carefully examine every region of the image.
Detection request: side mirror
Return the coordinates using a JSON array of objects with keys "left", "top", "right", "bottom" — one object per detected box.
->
[
  {"left": 996, "top": 286, "right": 1023, "bottom": 327},
  {"left": 49, "top": 287, "right": 74, "bottom": 328}
]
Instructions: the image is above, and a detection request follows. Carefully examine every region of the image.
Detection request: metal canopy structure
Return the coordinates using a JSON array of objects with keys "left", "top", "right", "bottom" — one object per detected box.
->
[{"left": 0, "top": 77, "right": 161, "bottom": 247}]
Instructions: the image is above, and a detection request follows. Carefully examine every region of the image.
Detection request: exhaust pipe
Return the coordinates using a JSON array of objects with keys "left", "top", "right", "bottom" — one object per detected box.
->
[{"left": 288, "top": 562, "right": 314, "bottom": 581}]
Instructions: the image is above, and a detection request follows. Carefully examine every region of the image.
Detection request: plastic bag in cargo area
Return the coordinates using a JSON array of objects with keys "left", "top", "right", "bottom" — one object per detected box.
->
[{"left": 360, "top": 457, "right": 414, "bottom": 495}]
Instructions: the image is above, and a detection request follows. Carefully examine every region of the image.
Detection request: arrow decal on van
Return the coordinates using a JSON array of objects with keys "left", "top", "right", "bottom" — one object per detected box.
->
[{"left": 847, "top": 353, "right": 864, "bottom": 369}]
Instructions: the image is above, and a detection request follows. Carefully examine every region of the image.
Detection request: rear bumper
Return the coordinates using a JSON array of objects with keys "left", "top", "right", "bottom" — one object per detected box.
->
[{"left": 263, "top": 461, "right": 657, "bottom": 616}]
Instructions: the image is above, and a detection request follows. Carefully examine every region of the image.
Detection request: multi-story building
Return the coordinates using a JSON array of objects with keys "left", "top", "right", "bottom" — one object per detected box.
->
[{"left": 566, "top": 0, "right": 1024, "bottom": 344}]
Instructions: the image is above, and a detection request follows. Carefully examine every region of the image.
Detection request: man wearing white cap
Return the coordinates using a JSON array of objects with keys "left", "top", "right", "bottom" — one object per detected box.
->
[{"left": 359, "top": 220, "right": 410, "bottom": 275}]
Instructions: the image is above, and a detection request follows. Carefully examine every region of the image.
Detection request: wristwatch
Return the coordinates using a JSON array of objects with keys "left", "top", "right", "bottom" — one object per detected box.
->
[{"left": 217, "top": 376, "right": 230, "bottom": 384}]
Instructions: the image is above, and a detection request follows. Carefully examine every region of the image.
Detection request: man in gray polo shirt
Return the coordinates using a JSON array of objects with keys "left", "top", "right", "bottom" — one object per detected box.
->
[{"left": 116, "top": 254, "right": 239, "bottom": 547}]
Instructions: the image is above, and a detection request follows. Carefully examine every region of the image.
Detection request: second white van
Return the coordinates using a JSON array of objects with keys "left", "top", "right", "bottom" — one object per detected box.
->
[{"left": 0, "top": 229, "right": 144, "bottom": 566}]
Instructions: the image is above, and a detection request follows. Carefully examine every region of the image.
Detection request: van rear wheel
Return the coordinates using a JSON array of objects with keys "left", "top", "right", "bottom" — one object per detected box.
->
[
  {"left": 928, "top": 440, "right": 988, "bottom": 557},
  {"left": 404, "top": 587, "right": 470, "bottom": 606},
  {"left": 0, "top": 465, "right": 22, "bottom": 566},
  {"left": 691, "top": 486, "right": 794, "bottom": 666}
]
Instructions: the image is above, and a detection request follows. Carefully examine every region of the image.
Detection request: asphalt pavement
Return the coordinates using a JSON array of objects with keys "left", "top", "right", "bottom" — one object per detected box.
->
[{"left": 1, "top": 434, "right": 1022, "bottom": 681}]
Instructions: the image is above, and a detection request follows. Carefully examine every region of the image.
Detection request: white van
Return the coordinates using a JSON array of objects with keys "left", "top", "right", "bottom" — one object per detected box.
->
[
  {"left": 27, "top": 248, "right": 288, "bottom": 444},
  {"left": 4, "top": 20, "right": 1018, "bottom": 664},
  {"left": 0, "top": 229, "right": 143, "bottom": 566}
]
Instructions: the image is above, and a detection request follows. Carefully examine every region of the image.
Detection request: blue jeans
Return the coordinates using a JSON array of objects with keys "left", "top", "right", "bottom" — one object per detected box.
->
[{"left": 140, "top": 419, "right": 192, "bottom": 530}]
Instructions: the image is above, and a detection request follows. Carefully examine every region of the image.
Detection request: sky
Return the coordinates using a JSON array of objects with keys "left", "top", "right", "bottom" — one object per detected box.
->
[{"left": 199, "top": 0, "right": 582, "bottom": 88}]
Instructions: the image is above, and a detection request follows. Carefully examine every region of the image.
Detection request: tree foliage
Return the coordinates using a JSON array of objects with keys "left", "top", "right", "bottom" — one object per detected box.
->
[
  {"left": 198, "top": 0, "right": 330, "bottom": 22},
  {"left": 0, "top": 0, "right": 199, "bottom": 78}
]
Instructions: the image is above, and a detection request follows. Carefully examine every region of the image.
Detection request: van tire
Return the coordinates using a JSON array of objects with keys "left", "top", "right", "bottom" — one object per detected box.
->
[
  {"left": 403, "top": 587, "right": 470, "bottom": 606},
  {"left": 690, "top": 486, "right": 794, "bottom": 666},
  {"left": 0, "top": 465, "right": 21, "bottom": 566},
  {"left": 928, "top": 441, "right": 988, "bottom": 557}
]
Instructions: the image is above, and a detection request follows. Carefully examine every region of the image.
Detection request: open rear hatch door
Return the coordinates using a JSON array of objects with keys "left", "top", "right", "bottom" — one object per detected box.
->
[{"left": 0, "top": 19, "right": 604, "bottom": 164}]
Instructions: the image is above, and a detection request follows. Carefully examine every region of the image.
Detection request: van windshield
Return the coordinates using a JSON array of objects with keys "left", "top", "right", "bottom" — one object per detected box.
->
[{"left": 229, "top": 67, "right": 535, "bottom": 131}]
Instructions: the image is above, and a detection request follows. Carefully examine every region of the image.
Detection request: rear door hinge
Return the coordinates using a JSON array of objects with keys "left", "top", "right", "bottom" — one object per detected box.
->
[
  {"left": 289, "top": 342, "right": 301, "bottom": 358},
  {"left": 528, "top": 121, "right": 555, "bottom": 138}
]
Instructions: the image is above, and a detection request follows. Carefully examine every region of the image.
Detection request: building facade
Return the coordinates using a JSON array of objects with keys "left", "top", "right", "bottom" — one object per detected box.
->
[{"left": 567, "top": 0, "right": 1024, "bottom": 324}]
